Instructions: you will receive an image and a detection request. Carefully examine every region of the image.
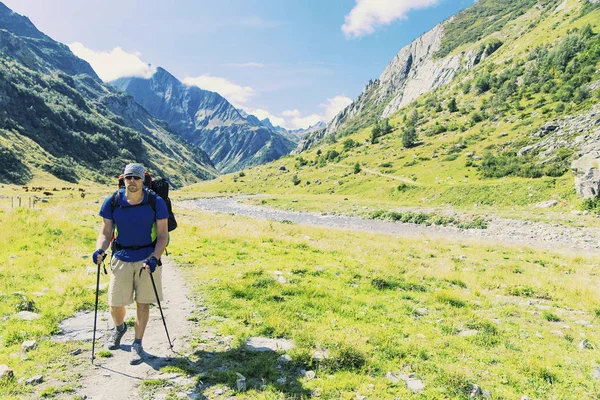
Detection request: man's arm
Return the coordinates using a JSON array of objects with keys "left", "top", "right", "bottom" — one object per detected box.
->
[
  {"left": 150, "top": 218, "right": 168, "bottom": 260},
  {"left": 96, "top": 218, "right": 114, "bottom": 252}
]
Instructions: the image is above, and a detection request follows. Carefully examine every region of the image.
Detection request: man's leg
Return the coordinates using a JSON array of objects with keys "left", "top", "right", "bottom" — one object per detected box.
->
[
  {"left": 107, "top": 259, "right": 134, "bottom": 350},
  {"left": 134, "top": 302, "right": 150, "bottom": 340},
  {"left": 131, "top": 263, "right": 162, "bottom": 365},
  {"left": 110, "top": 306, "right": 126, "bottom": 326},
  {"left": 130, "top": 302, "right": 149, "bottom": 365}
]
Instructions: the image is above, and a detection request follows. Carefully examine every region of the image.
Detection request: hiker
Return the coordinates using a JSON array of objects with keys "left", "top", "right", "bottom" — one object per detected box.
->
[{"left": 92, "top": 163, "right": 169, "bottom": 365}]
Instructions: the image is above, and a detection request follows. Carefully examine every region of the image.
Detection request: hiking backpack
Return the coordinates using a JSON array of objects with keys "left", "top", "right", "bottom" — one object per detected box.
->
[{"left": 114, "top": 173, "right": 178, "bottom": 232}]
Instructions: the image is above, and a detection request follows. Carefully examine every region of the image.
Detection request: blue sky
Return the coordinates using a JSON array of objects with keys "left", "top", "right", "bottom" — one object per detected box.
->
[{"left": 3, "top": 0, "right": 473, "bottom": 129}]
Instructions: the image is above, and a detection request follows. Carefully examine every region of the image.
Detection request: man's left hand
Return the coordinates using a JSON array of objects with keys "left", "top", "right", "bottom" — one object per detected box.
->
[{"left": 143, "top": 256, "right": 158, "bottom": 273}]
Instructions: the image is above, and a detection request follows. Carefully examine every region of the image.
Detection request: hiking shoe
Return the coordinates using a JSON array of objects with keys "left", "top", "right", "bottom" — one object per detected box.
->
[
  {"left": 130, "top": 342, "right": 144, "bottom": 365},
  {"left": 107, "top": 324, "right": 127, "bottom": 350}
]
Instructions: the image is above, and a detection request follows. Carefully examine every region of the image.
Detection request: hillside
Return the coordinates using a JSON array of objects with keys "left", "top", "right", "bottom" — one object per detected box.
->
[
  {"left": 0, "top": 2, "right": 218, "bottom": 186},
  {"left": 111, "top": 68, "right": 296, "bottom": 173},
  {"left": 190, "top": 0, "right": 600, "bottom": 212}
]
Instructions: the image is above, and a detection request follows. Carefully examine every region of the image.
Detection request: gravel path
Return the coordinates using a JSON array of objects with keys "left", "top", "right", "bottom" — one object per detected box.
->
[
  {"left": 54, "top": 259, "right": 198, "bottom": 400},
  {"left": 182, "top": 196, "right": 600, "bottom": 254}
]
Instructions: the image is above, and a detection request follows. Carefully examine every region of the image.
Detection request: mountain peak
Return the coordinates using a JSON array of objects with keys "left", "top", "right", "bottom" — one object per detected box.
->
[{"left": 0, "top": 2, "right": 47, "bottom": 39}]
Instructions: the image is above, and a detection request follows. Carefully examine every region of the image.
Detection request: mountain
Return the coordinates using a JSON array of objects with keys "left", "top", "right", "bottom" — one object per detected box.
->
[
  {"left": 296, "top": 0, "right": 570, "bottom": 152},
  {"left": 201, "top": 0, "right": 600, "bottom": 206},
  {"left": 0, "top": 2, "right": 217, "bottom": 186},
  {"left": 110, "top": 68, "right": 296, "bottom": 173},
  {"left": 258, "top": 118, "right": 324, "bottom": 143}
]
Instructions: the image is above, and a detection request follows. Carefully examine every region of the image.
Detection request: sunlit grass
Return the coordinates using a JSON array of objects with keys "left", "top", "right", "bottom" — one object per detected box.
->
[{"left": 168, "top": 206, "right": 600, "bottom": 399}]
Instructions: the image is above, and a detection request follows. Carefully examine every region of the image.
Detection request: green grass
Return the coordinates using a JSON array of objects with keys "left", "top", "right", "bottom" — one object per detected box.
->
[
  {"left": 0, "top": 186, "right": 112, "bottom": 399},
  {"left": 165, "top": 206, "right": 600, "bottom": 399}
]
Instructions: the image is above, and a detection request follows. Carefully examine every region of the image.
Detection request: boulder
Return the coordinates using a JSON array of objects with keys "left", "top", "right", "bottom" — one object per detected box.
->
[
  {"left": 574, "top": 167, "right": 600, "bottom": 199},
  {"left": 0, "top": 364, "right": 14, "bottom": 378}
]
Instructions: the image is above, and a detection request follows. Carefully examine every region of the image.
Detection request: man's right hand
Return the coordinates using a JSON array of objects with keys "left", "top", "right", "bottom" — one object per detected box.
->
[{"left": 92, "top": 249, "right": 105, "bottom": 265}]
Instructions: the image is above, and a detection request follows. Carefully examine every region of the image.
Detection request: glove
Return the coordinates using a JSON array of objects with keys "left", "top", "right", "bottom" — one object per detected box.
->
[
  {"left": 92, "top": 249, "right": 105, "bottom": 265},
  {"left": 144, "top": 256, "right": 158, "bottom": 273}
]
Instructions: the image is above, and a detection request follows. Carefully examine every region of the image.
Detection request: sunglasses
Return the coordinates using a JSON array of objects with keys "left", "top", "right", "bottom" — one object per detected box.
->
[{"left": 124, "top": 176, "right": 142, "bottom": 181}]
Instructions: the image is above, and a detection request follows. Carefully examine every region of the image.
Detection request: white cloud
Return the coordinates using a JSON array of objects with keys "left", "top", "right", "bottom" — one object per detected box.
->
[
  {"left": 288, "top": 113, "right": 322, "bottom": 130},
  {"left": 244, "top": 107, "right": 287, "bottom": 128},
  {"left": 182, "top": 75, "right": 255, "bottom": 106},
  {"left": 224, "top": 62, "right": 265, "bottom": 68},
  {"left": 281, "top": 109, "right": 301, "bottom": 118},
  {"left": 242, "top": 107, "right": 321, "bottom": 130},
  {"left": 68, "top": 42, "right": 156, "bottom": 82},
  {"left": 320, "top": 95, "right": 353, "bottom": 122},
  {"left": 243, "top": 94, "right": 353, "bottom": 131},
  {"left": 342, "top": 0, "right": 440, "bottom": 38}
]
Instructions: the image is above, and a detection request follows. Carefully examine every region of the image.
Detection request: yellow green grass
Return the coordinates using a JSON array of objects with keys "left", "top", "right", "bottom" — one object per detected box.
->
[
  {"left": 168, "top": 205, "right": 600, "bottom": 399},
  {"left": 1, "top": 184, "right": 600, "bottom": 399},
  {"left": 0, "top": 185, "right": 108, "bottom": 399}
]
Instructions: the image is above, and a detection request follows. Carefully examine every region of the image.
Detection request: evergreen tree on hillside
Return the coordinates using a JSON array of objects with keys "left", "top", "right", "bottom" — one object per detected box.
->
[
  {"left": 448, "top": 98, "right": 458, "bottom": 113},
  {"left": 402, "top": 126, "right": 418, "bottom": 149}
]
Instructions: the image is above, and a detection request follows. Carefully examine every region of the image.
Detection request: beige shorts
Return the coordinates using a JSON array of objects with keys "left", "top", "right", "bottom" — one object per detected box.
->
[{"left": 108, "top": 257, "right": 163, "bottom": 306}]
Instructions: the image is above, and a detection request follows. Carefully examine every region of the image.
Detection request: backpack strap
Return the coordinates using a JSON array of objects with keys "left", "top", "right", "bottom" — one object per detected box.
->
[{"left": 109, "top": 189, "right": 158, "bottom": 254}]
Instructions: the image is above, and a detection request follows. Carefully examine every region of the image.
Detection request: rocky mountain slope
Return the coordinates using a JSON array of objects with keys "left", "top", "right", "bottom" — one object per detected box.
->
[
  {"left": 111, "top": 68, "right": 296, "bottom": 173},
  {"left": 0, "top": 2, "right": 217, "bottom": 186},
  {"left": 198, "top": 0, "right": 600, "bottom": 209},
  {"left": 297, "top": 0, "right": 566, "bottom": 152}
]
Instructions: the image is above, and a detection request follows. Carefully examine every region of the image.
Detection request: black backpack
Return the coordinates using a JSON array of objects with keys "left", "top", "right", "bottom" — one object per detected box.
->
[
  {"left": 150, "top": 178, "right": 177, "bottom": 232},
  {"left": 112, "top": 176, "right": 177, "bottom": 232}
]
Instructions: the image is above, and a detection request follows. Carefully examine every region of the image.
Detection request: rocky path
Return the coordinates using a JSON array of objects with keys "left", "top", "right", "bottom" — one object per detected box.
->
[
  {"left": 183, "top": 196, "right": 600, "bottom": 254},
  {"left": 54, "top": 259, "right": 199, "bottom": 400}
]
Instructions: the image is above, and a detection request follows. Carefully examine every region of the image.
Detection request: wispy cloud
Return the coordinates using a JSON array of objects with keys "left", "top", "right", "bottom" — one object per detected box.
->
[
  {"left": 224, "top": 62, "right": 265, "bottom": 68},
  {"left": 342, "top": 0, "right": 440, "bottom": 39},
  {"left": 182, "top": 75, "right": 255, "bottom": 107},
  {"left": 245, "top": 108, "right": 287, "bottom": 128},
  {"left": 320, "top": 95, "right": 353, "bottom": 121},
  {"left": 238, "top": 16, "right": 284, "bottom": 28},
  {"left": 242, "top": 93, "right": 352, "bottom": 131},
  {"left": 68, "top": 42, "right": 156, "bottom": 82}
]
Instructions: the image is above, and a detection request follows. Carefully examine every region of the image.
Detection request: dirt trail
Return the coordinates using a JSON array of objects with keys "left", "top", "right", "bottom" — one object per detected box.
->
[{"left": 55, "top": 259, "right": 197, "bottom": 400}]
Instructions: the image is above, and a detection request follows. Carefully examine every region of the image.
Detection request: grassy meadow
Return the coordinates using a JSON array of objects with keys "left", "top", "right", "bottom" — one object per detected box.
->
[
  {"left": 0, "top": 185, "right": 598, "bottom": 399},
  {"left": 0, "top": 184, "right": 106, "bottom": 399},
  {"left": 168, "top": 202, "right": 600, "bottom": 399}
]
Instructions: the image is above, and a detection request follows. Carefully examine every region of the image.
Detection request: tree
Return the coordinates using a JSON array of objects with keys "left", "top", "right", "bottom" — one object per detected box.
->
[
  {"left": 402, "top": 126, "right": 418, "bottom": 148},
  {"left": 353, "top": 162, "right": 361, "bottom": 174},
  {"left": 343, "top": 138, "right": 356, "bottom": 151},
  {"left": 371, "top": 124, "right": 382, "bottom": 144},
  {"left": 448, "top": 98, "right": 458, "bottom": 113},
  {"left": 380, "top": 118, "right": 392, "bottom": 134},
  {"left": 292, "top": 174, "right": 301, "bottom": 186}
]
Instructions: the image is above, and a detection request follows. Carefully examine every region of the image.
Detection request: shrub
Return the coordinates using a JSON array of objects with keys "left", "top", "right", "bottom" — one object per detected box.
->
[
  {"left": 291, "top": 175, "right": 301, "bottom": 186},
  {"left": 320, "top": 345, "right": 366, "bottom": 372}
]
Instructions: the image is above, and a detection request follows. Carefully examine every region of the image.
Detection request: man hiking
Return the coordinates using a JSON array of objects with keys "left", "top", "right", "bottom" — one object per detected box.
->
[{"left": 92, "top": 163, "right": 169, "bottom": 365}]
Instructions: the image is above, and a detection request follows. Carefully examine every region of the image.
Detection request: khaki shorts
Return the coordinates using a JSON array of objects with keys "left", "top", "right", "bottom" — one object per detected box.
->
[{"left": 108, "top": 257, "right": 163, "bottom": 306}]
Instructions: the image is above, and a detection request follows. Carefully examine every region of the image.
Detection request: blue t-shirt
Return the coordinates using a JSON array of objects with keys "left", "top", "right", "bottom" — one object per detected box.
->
[{"left": 99, "top": 188, "right": 169, "bottom": 262}]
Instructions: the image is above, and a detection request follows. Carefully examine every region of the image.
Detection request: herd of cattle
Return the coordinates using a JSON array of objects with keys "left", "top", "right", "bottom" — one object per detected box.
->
[{"left": 18, "top": 186, "right": 87, "bottom": 198}]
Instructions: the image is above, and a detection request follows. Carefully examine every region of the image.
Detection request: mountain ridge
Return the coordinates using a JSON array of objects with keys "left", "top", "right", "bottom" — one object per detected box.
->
[
  {"left": 111, "top": 67, "right": 296, "bottom": 173},
  {"left": 0, "top": 2, "right": 217, "bottom": 186}
]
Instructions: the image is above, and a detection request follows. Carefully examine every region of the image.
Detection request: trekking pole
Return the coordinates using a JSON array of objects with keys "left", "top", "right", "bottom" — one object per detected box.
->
[
  {"left": 91, "top": 261, "right": 102, "bottom": 363},
  {"left": 148, "top": 271, "right": 173, "bottom": 349}
]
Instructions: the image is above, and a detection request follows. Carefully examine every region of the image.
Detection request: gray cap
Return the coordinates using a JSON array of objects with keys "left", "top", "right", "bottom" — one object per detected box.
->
[{"left": 123, "top": 163, "right": 145, "bottom": 179}]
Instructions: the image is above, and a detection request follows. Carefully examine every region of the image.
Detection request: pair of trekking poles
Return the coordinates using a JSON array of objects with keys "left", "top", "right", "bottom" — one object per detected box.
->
[{"left": 90, "top": 258, "right": 173, "bottom": 363}]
